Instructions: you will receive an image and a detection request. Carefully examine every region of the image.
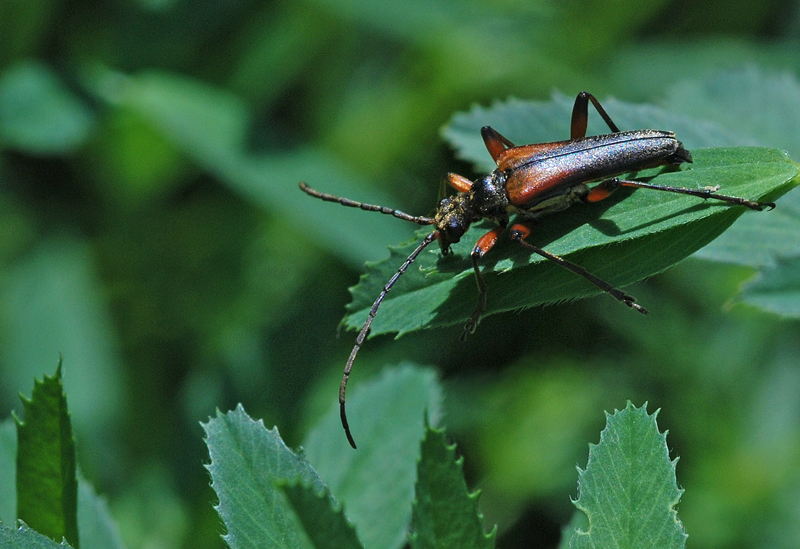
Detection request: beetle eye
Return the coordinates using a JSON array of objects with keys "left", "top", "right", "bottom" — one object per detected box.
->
[{"left": 447, "top": 219, "right": 465, "bottom": 239}]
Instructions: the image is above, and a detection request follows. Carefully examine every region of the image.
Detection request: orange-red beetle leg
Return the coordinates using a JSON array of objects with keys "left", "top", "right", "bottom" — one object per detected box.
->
[
  {"left": 445, "top": 172, "right": 473, "bottom": 193},
  {"left": 462, "top": 226, "right": 505, "bottom": 340},
  {"left": 586, "top": 180, "right": 619, "bottom": 203},
  {"left": 481, "top": 126, "right": 516, "bottom": 163}
]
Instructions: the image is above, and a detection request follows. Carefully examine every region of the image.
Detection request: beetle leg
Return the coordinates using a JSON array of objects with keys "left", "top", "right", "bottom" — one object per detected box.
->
[
  {"left": 508, "top": 222, "right": 648, "bottom": 314},
  {"left": 462, "top": 226, "right": 505, "bottom": 341},
  {"left": 571, "top": 91, "right": 622, "bottom": 139},
  {"left": 587, "top": 178, "right": 775, "bottom": 211},
  {"left": 445, "top": 172, "right": 474, "bottom": 194},
  {"left": 585, "top": 179, "right": 620, "bottom": 203},
  {"left": 481, "top": 126, "right": 517, "bottom": 162}
]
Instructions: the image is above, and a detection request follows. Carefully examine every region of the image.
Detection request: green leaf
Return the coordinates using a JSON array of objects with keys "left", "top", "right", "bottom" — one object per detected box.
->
[
  {"left": 736, "top": 255, "right": 800, "bottom": 318},
  {"left": 203, "top": 405, "right": 330, "bottom": 548},
  {"left": 77, "top": 480, "right": 126, "bottom": 549},
  {"left": 14, "top": 362, "right": 79, "bottom": 548},
  {"left": 694, "top": 188, "right": 800, "bottom": 268},
  {"left": 667, "top": 67, "right": 800, "bottom": 279},
  {"left": 662, "top": 65, "right": 800, "bottom": 161},
  {"left": 278, "top": 481, "right": 363, "bottom": 549},
  {"left": 558, "top": 512, "right": 588, "bottom": 549},
  {"left": 0, "top": 61, "right": 94, "bottom": 155},
  {"left": 570, "top": 402, "right": 686, "bottom": 549},
  {"left": 345, "top": 147, "right": 799, "bottom": 336},
  {"left": 442, "top": 92, "right": 751, "bottom": 172},
  {"left": 303, "top": 364, "right": 442, "bottom": 549},
  {"left": 606, "top": 39, "right": 800, "bottom": 103},
  {"left": 410, "top": 424, "right": 495, "bottom": 549},
  {"left": 1, "top": 418, "right": 16, "bottom": 524},
  {"left": 2, "top": 419, "right": 125, "bottom": 548},
  {"left": 0, "top": 523, "right": 73, "bottom": 548}
]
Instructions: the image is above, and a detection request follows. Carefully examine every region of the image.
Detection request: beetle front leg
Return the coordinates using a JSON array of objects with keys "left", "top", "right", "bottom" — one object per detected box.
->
[
  {"left": 462, "top": 226, "right": 505, "bottom": 341},
  {"left": 508, "top": 222, "right": 648, "bottom": 314},
  {"left": 571, "top": 91, "right": 622, "bottom": 139}
]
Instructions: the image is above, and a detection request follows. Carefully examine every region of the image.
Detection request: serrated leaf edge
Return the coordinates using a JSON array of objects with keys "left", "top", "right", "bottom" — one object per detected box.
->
[{"left": 570, "top": 401, "right": 687, "bottom": 546}]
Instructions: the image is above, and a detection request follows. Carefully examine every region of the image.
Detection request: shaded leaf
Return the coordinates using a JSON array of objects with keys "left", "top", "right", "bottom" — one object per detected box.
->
[
  {"left": 279, "top": 481, "right": 363, "bottom": 549},
  {"left": 0, "top": 418, "right": 16, "bottom": 524},
  {"left": 695, "top": 188, "right": 800, "bottom": 268},
  {"left": 558, "top": 512, "right": 588, "bottom": 549},
  {"left": 0, "top": 61, "right": 94, "bottom": 155},
  {"left": 736, "top": 255, "right": 800, "bottom": 318},
  {"left": 570, "top": 402, "right": 686, "bottom": 549},
  {"left": 303, "top": 364, "right": 442, "bottom": 549},
  {"left": 410, "top": 424, "right": 495, "bottom": 549},
  {"left": 77, "top": 480, "right": 126, "bottom": 549},
  {"left": 606, "top": 39, "right": 800, "bottom": 102},
  {"left": 14, "top": 363, "right": 79, "bottom": 547},
  {"left": 442, "top": 92, "right": 750, "bottom": 172},
  {"left": 662, "top": 65, "right": 800, "bottom": 160},
  {"left": 203, "top": 405, "right": 328, "bottom": 549}
]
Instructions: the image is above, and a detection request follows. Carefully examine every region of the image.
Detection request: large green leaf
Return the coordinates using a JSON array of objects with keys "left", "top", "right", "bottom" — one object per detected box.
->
[
  {"left": 410, "top": 424, "right": 495, "bottom": 549},
  {"left": 344, "top": 147, "right": 798, "bottom": 336},
  {"left": 570, "top": 402, "right": 686, "bottom": 549},
  {"left": 303, "top": 365, "right": 442, "bottom": 549},
  {"left": 14, "top": 363, "right": 78, "bottom": 548}
]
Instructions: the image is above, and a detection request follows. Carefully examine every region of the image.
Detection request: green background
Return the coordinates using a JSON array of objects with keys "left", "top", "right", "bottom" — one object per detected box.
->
[{"left": 2, "top": 0, "right": 800, "bottom": 547}]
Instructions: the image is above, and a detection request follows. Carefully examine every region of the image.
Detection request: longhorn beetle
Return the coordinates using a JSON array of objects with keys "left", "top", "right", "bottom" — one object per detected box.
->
[{"left": 300, "top": 91, "right": 775, "bottom": 449}]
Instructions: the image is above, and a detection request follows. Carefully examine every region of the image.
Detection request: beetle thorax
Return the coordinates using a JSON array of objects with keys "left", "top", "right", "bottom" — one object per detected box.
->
[{"left": 469, "top": 171, "right": 510, "bottom": 222}]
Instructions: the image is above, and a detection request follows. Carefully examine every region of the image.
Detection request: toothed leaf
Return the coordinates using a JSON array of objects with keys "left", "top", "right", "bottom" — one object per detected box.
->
[
  {"left": 410, "top": 424, "right": 495, "bottom": 549},
  {"left": 14, "top": 363, "right": 78, "bottom": 548},
  {"left": 203, "top": 405, "right": 329, "bottom": 549},
  {"left": 570, "top": 402, "right": 686, "bottom": 549},
  {"left": 0, "top": 522, "right": 74, "bottom": 548}
]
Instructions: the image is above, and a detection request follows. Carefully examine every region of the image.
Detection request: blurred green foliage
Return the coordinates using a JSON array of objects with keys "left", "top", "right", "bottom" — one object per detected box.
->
[{"left": 2, "top": 0, "right": 800, "bottom": 548}]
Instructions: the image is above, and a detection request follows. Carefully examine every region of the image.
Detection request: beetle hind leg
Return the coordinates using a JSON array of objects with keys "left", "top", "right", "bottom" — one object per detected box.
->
[
  {"left": 571, "top": 91, "right": 622, "bottom": 139},
  {"left": 508, "top": 222, "right": 648, "bottom": 314}
]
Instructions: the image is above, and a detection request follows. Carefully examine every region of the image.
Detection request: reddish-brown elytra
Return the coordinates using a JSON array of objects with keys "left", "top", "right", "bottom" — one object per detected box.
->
[{"left": 300, "top": 91, "right": 775, "bottom": 449}]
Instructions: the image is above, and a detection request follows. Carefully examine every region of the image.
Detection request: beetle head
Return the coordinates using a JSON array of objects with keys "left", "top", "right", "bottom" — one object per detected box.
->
[{"left": 435, "top": 193, "right": 474, "bottom": 254}]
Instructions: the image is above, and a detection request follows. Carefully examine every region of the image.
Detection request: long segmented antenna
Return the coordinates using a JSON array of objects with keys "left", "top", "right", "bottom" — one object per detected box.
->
[
  {"left": 299, "top": 182, "right": 439, "bottom": 448},
  {"left": 340, "top": 230, "right": 440, "bottom": 448},
  {"left": 299, "top": 182, "right": 436, "bottom": 225}
]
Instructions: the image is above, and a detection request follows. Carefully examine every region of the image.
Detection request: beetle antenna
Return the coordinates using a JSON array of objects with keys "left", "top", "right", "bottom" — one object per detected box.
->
[
  {"left": 340, "top": 230, "right": 440, "bottom": 448},
  {"left": 300, "top": 182, "right": 436, "bottom": 225}
]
